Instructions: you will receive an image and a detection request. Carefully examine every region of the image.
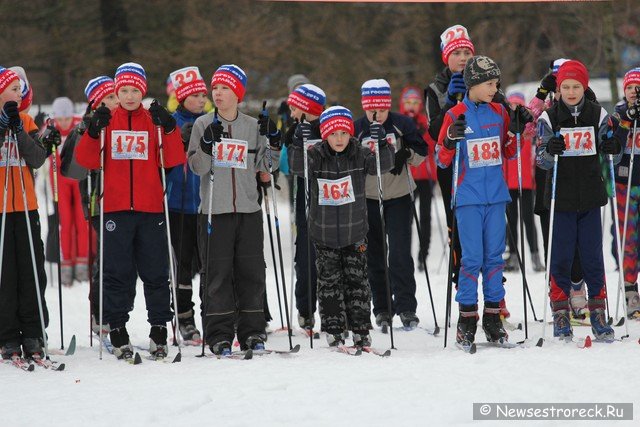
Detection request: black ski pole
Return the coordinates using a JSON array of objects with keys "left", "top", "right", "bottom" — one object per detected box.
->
[
  {"left": 262, "top": 185, "right": 285, "bottom": 329},
  {"left": 300, "top": 114, "right": 315, "bottom": 349}
]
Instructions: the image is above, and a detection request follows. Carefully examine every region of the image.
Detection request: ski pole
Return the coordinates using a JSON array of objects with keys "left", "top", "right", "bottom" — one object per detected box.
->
[
  {"left": 170, "top": 161, "right": 188, "bottom": 346},
  {"left": 0, "top": 134, "right": 10, "bottom": 288},
  {"left": 372, "top": 112, "right": 395, "bottom": 350},
  {"left": 13, "top": 129, "right": 50, "bottom": 360},
  {"left": 261, "top": 101, "right": 293, "bottom": 350},
  {"left": 443, "top": 115, "right": 462, "bottom": 348},
  {"left": 41, "top": 154, "right": 54, "bottom": 289},
  {"left": 153, "top": 101, "right": 183, "bottom": 363},
  {"left": 300, "top": 114, "right": 315, "bottom": 349},
  {"left": 98, "top": 126, "right": 106, "bottom": 360},
  {"left": 262, "top": 184, "right": 285, "bottom": 329},
  {"left": 405, "top": 163, "right": 439, "bottom": 334},
  {"left": 87, "top": 172, "right": 93, "bottom": 348},
  {"left": 289, "top": 176, "right": 297, "bottom": 332},
  {"left": 44, "top": 120, "right": 65, "bottom": 350}
]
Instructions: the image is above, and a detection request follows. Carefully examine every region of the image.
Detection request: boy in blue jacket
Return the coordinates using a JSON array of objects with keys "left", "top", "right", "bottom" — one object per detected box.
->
[{"left": 437, "top": 56, "right": 531, "bottom": 346}]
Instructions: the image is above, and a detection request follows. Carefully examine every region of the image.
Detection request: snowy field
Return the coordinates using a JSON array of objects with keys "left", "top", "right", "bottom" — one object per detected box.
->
[{"left": 5, "top": 176, "right": 639, "bottom": 427}]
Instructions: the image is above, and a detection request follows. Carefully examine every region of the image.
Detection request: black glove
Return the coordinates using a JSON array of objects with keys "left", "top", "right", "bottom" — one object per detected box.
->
[
  {"left": 546, "top": 135, "right": 566, "bottom": 156},
  {"left": 283, "top": 120, "right": 298, "bottom": 147},
  {"left": 447, "top": 73, "right": 466, "bottom": 104},
  {"left": 200, "top": 119, "right": 223, "bottom": 154},
  {"left": 78, "top": 100, "right": 94, "bottom": 135},
  {"left": 0, "top": 101, "right": 22, "bottom": 134},
  {"left": 509, "top": 105, "right": 533, "bottom": 134},
  {"left": 389, "top": 146, "right": 411, "bottom": 175},
  {"left": 149, "top": 101, "right": 176, "bottom": 133},
  {"left": 258, "top": 113, "right": 281, "bottom": 149},
  {"left": 536, "top": 72, "right": 556, "bottom": 100},
  {"left": 87, "top": 104, "right": 111, "bottom": 139},
  {"left": 601, "top": 135, "right": 622, "bottom": 155},
  {"left": 41, "top": 124, "right": 61, "bottom": 154},
  {"left": 293, "top": 121, "right": 312, "bottom": 148},
  {"left": 370, "top": 122, "right": 386, "bottom": 142},
  {"left": 444, "top": 114, "right": 466, "bottom": 149},
  {"left": 180, "top": 122, "right": 193, "bottom": 151},
  {"left": 619, "top": 102, "right": 640, "bottom": 122}
]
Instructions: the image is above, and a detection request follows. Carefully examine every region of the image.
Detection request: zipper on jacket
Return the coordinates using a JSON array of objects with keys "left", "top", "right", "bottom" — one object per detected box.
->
[
  {"left": 129, "top": 111, "right": 134, "bottom": 211},
  {"left": 335, "top": 152, "right": 341, "bottom": 248},
  {"left": 228, "top": 125, "right": 236, "bottom": 213}
]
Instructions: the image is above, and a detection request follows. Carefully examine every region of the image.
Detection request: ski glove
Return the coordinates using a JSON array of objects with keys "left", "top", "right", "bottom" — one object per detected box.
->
[
  {"left": 536, "top": 72, "right": 556, "bottom": 100},
  {"left": 389, "top": 146, "right": 411, "bottom": 175},
  {"left": 509, "top": 105, "right": 534, "bottom": 134},
  {"left": 0, "top": 101, "right": 22, "bottom": 134},
  {"left": 258, "top": 113, "right": 282, "bottom": 149},
  {"left": 283, "top": 121, "right": 298, "bottom": 147},
  {"left": 444, "top": 114, "right": 466, "bottom": 150},
  {"left": 369, "top": 122, "right": 386, "bottom": 142},
  {"left": 149, "top": 101, "right": 176, "bottom": 134},
  {"left": 293, "top": 121, "right": 312, "bottom": 148},
  {"left": 180, "top": 122, "right": 193, "bottom": 151},
  {"left": 546, "top": 135, "right": 566, "bottom": 156},
  {"left": 447, "top": 73, "right": 466, "bottom": 104},
  {"left": 87, "top": 105, "right": 111, "bottom": 139},
  {"left": 200, "top": 120, "right": 223, "bottom": 154},
  {"left": 601, "top": 135, "right": 622, "bottom": 155},
  {"left": 41, "top": 124, "right": 61, "bottom": 155}
]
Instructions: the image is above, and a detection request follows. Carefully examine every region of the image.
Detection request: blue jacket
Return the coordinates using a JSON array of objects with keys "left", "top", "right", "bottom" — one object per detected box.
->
[
  {"left": 436, "top": 96, "right": 515, "bottom": 207},
  {"left": 167, "top": 107, "right": 204, "bottom": 213}
]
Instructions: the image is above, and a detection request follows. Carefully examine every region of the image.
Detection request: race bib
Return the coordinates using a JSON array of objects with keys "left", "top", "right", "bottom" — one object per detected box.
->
[
  {"left": 559, "top": 126, "right": 596, "bottom": 157},
  {"left": 361, "top": 133, "right": 397, "bottom": 152},
  {"left": 0, "top": 139, "right": 24, "bottom": 167},
  {"left": 466, "top": 136, "right": 501, "bottom": 168},
  {"left": 214, "top": 138, "right": 248, "bottom": 169},
  {"left": 170, "top": 66, "right": 202, "bottom": 88},
  {"left": 317, "top": 176, "right": 355, "bottom": 206},
  {"left": 440, "top": 25, "right": 470, "bottom": 46},
  {"left": 305, "top": 138, "right": 321, "bottom": 150},
  {"left": 111, "top": 131, "right": 149, "bottom": 160},
  {"left": 624, "top": 131, "right": 640, "bottom": 155}
]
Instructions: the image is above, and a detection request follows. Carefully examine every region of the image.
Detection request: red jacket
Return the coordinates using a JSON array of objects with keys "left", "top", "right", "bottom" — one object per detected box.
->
[
  {"left": 502, "top": 135, "right": 535, "bottom": 190},
  {"left": 76, "top": 105, "right": 184, "bottom": 213}
]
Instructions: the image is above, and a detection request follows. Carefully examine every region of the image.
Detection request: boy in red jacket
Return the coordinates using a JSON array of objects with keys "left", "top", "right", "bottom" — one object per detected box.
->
[{"left": 76, "top": 63, "right": 184, "bottom": 360}]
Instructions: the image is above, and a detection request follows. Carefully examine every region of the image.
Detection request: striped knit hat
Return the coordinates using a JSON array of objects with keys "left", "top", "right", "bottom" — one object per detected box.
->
[
  {"left": 287, "top": 84, "right": 326, "bottom": 117},
  {"left": 319, "top": 106, "right": 354, "bottom": 140},
  {"left": 0, "top": 66, "right": 19, "bottom": 95},
  {"left": 623, "top": 68, "right": 640, "bottom": 91},
  {"left": 115, "top": 62, "right": 147, "bottom": 95},
  {"left": 85, "top": 76, "right": 115, "bottom": 109},
  {"left": 440, "top": 25, "right": 475, "bottom": 65},
  {"left": 170, "top": 66, "right": 207, "bottom": 103},
  {"left": 361, "top": 79, "right": 391, "bottom": 111},
  {"left": 211, "top": 64, "right": 247, "bottom": 102}
]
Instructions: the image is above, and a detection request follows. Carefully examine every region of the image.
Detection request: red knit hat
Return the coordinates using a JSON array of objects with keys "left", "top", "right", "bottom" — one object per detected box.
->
[
  {"left": 170, "top": 66, "right": 207, "bottom": 103},
  {"left": 557, "top": 60, "right": 589, "bottom": 90},
  {"left": 210, "top": 64, "right": 247, "bottom": 102},
  {"left": 0, "top": 67, "right": 19, "bottom": 95},
  {"left": 440, "top": 25, "right": 475, "bottom": 65},
  {"left": 115, "top": 62, "right": 147, "bottom": 96},
  {"left": 623, "top": 68, "right": 640, "bottom": 91}
]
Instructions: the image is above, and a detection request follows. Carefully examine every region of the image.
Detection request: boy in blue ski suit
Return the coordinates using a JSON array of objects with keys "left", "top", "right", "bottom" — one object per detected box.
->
[{"left": 437, "top": 56, "right": 531, "bottom": 345}]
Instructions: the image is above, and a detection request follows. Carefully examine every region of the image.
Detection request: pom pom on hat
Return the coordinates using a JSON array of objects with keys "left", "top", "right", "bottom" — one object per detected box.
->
[
  {"left": 115, "top": 62, "right": 147, "bottom": 96},
  {"left": 85, "top": 76, "right": 115, "bottom": 109},
  {"left": 287, "top": 84, "right": 326, "bottom": 117},
  {"left": 211, "top": 64, "right": 247, "bottom": 102},
  {"left": 361, "top": 79, "right": 391, "bottom": 111},
  {"left": 319, "top": 106, "right": 354, "bottom": 140}
]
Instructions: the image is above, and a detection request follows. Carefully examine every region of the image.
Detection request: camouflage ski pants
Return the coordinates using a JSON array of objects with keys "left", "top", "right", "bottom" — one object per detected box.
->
[{"left": 314, "top": 241, "right": 372, "bottom": 335}]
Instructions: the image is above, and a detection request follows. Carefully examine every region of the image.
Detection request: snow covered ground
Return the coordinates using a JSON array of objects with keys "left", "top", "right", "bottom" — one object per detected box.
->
[{"left": 5, "top": 179, "right": 639, "bottom": 427}]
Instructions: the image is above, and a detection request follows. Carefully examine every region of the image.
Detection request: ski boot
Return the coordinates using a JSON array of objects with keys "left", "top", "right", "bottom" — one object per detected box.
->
[
  {"left": 531, "top": 251, "right": 545, "bottom": 272},
  {"left": 110, "top": 327, "right": 134, "bottom": 360},
  {"left": 399, "top": 312, "right": 420, "bottom": 330},
  {"left": 503, "top": 254, "right": 518, "bottom": 272},
  {"left": 91, "top": 314, "right": 111, "bottom": 336},
  {"left": 297, "top": 313, "right": 315, "bottom": 330},
  {"left": 74, "top": 263, "right": 89, "bottom": 282},
  {"left": 210, "top": 340, "right": 232, "bottom": 356},
  {"left": 352, "top": 332, "right": 372, "bottom": 348},
  {"left": 1, "top": 342, "right": 22, "bottom": 360},
  {"left": 589, "top": 299, "right": 614, "bottom": 341},
  {"left": 22, "top": 337, "right": 44, "bottom": 360},
  {"left": 375, "top": 312, "right": 391, "bottom": 330},
  {"left": 483, "top": 302, "right": 508, "bottom": 343},
  {"left": 569, "top": 280, "right": 588, "bottom": 319},
  {"left": 245, "top": 334, "right": 266, "bottom": 351},
  {"left": 551, "top": 301, "right": 572, "bottom": 339},
  {"left": 456, "top": 304, "right": 478, "bottom": 345},
  {"left": 326, "top": 332, "right": 345, "bottom": 347},
  {"left": 178, "top": 315, "right": 201, "bottom": 341},
  {"left": 625, "top": 283, "right": 640, "bottom": 319},
  {"left": 61, "top": 264, "right": 74, "bottom": 287},
  {"left": 149, "top": 325, "right": 168, "bottom": 359}
]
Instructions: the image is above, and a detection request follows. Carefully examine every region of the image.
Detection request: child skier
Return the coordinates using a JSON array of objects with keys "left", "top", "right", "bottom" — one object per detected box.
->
[
  {"left": 0, "top": 66, "right": 50, "bottom": 360},
  {"left": 536, "top": 59, "right": 625, "bottom": 340},
  {"left": 288, "top": 106, "right": 394, "bottom": 347},
  {"left": 354, "top": 79, "right": 427, "bottom": 330},
  {"left": 283, "top": 83, "right": 326, "bottom": 332},
  {"left": 76, "top": 63, "right": 185, "bottom": 360},
  {"left": 188, "top": 64, "right": 281, "bottom": 355},
  {"left": 436, "top": 56, "right": 532, "bottom": 346},
  {"left": 166, "top": 66, "right": 208, "bottom": 342},
  {"left": 613, "top": 67, "right": 640, "bottom": 319}
]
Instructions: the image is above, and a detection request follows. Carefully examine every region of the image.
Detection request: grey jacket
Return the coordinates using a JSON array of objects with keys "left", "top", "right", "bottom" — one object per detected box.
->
[
  {"left": 288, "top": 138, "right": 394, "bottom": 248},
  {"left": 188, "top": 111, "right": 279, "bottom": 215}
]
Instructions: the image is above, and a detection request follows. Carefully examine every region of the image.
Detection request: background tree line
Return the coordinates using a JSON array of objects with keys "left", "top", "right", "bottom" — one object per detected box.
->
[{"left": 1, "top": 0, "right": 638, "bottom": 113}]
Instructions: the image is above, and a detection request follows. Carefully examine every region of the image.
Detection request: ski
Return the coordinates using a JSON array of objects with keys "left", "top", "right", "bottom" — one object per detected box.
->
[
  {"left": 30, "top": 355, "right": 65, "bottom": 371},
  {"left": 3, "top": 356, "right": 35, "bottom": 372},
  {"left": 361, "top": 346, "right": 391, "bottom": 357},
  {"left": 253, "top": 344, "right": 301, "bottom": 356},
  {"left": 182, "top": 338, "right": 203, "bottom": 347},
  {"left": 300, "top": 329, "right": 320, "bottom": 339},
  {"left": 335, "top": 345, "right": 362, "bottom": 356},
  {"left": 214, "top": 349, "right": 253, "bottom": 360},
  {"left": 501, "top": 318, "right": 522, "bottom": 331},
  {"left": 455, "top": 342, "right": 477, "bottom": 354},
  {"left": 475, "top": 340, "right": 521, "bottom": 349}
]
